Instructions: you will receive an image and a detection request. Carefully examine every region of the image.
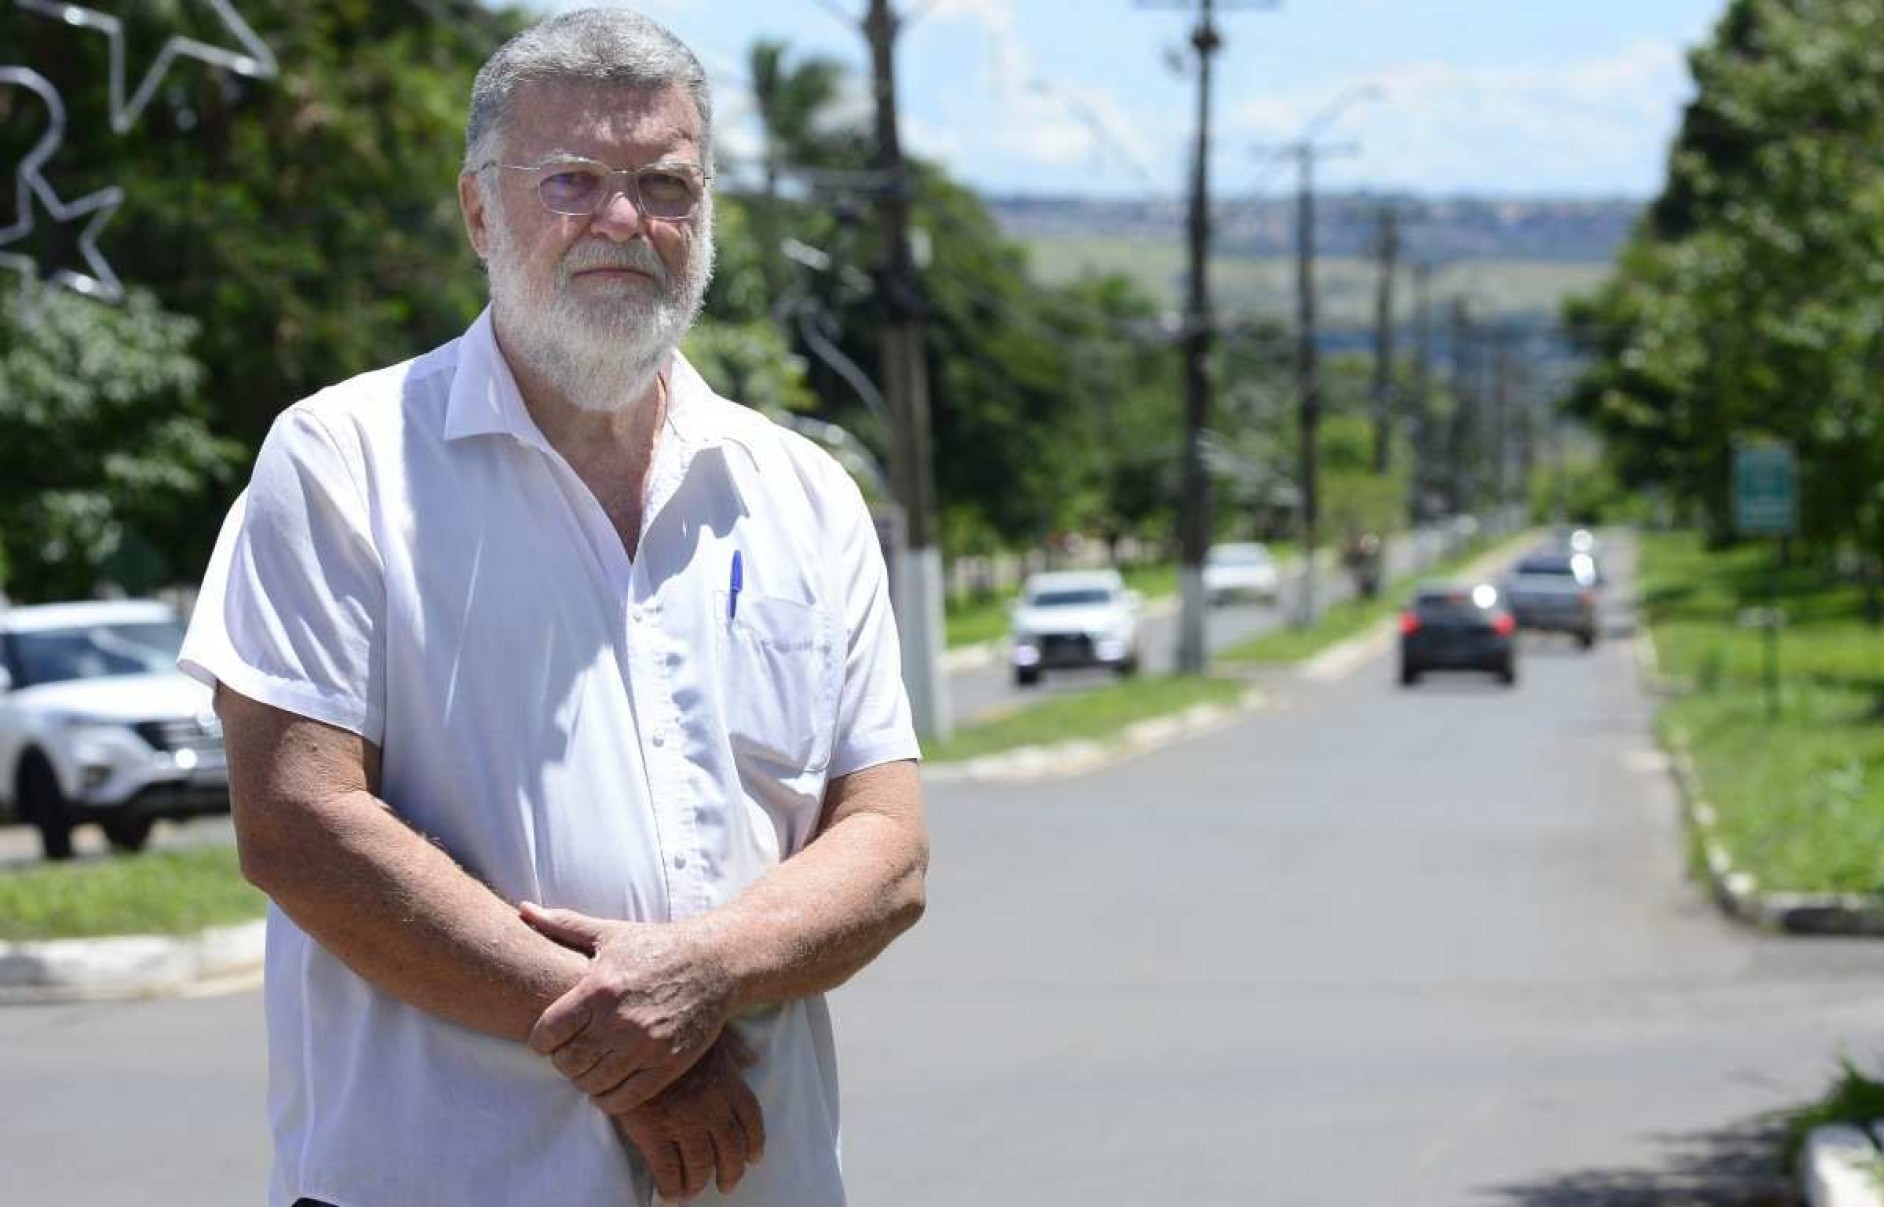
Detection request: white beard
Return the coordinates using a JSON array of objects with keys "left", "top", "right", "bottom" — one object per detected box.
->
[{"left": 484, "top": 202, "right": 715, "bottom": 414}]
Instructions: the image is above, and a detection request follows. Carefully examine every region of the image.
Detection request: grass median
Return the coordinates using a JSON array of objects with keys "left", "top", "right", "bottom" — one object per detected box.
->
[
  {"left": 924, "top": 673, "right": 1246, "bottom": 764},
  {"left": 1643, "top": 530, "right": 1884, "bottom": 895},
  {"left": 0, "top": 843, "right": 264, "bottom": 942}
]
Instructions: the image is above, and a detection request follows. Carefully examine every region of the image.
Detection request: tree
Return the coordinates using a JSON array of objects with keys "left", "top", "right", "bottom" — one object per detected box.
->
[
  {"left": 0, "top": 288, "right": 240, "bottom": 601},
  {"left": 1567, "top": 0, "right": 1884, "bottom": 576},
  {"left": 2, "top": 1, "right": 528, "bottom": 451}
]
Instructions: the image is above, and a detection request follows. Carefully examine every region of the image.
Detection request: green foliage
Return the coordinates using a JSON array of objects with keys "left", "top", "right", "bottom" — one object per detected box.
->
[
  {"left": 1568, "top": 0, "right": 1884, "bottom": 561},
  {"left": 0, "top": 289, "right": 240, "bottom": 601},
  {"left": 1, "top": 1, "right": 526, "bottom": 451},
  {"left": 683, "top": 318, "right": 816, "bottom": 416},
  {"left": 1783, "top": 1060, "right": 1884, "bottom": 1171},
  {"left": 1528, "top": 449, "right": 1648, "bottom": 526}
]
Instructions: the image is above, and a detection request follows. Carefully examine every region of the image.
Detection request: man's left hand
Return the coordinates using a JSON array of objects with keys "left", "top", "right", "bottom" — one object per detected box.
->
[{"left": 521, "top": 902, "right": 733, "bottom": 1113}]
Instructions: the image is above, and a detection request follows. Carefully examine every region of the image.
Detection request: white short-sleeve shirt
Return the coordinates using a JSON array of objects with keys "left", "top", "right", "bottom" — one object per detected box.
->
[{"left": 180, "top": 308, "right": 919, "bottom": 1207}]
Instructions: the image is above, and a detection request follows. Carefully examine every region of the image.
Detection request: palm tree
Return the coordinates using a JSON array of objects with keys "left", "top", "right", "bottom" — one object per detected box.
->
[{"left": 747, "top": 39, "right": 846, "bottom": 202}]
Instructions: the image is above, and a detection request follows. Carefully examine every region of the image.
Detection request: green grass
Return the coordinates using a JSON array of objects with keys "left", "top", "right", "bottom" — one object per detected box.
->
[
  {"left": 0, "top": 844, "right": 264, "bottom": 941},
  {"left": 944, "top": 592, "right": 1017, "bottom": 649},
  {"left": 1219, "top": 537, "right": 1501, "bottom": 664},
  {"left": 1643, "top": 530, "right": 1884, "bottom": 894},
  {"left": 925, "top": 674, "right": 1245, "bottom": 763}
]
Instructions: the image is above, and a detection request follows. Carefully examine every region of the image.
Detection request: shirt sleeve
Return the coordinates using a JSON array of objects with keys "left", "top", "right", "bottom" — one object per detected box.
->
[
  {"left": 178, "top": 406, "right": 387, "bottom": 744},
  {"left": 823, "top": 469, "right": 922, "bottom": 778}
]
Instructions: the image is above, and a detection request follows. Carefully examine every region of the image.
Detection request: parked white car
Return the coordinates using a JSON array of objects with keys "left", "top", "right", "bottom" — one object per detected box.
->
[
  {"left": 1009, "top": 569, "right": 1142, "bottom": 687},
  {"left": 0, "top": 600, "right": 228, "bottom": 859},
  {"left": 1203, "top": 542, "right": 1281, "bottom": 605}
]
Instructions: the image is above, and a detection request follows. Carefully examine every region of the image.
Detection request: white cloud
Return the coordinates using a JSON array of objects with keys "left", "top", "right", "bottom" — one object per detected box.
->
[
  {"left": 1228, "top": 38, "right": 1693, "bottom": 194},
  {"left": 916, "top": 0, "right": 1158, "bottom": 186}
]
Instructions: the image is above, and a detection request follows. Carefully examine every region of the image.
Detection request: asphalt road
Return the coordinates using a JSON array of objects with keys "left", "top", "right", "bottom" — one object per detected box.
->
[
  {"left": 947, "top": 524, "right": 1460, "bottom": 726},
  {"left": 5, "top": 532, "right": 1881, "bottom": 1205},
  {"left": 833, "top": 531, "right": 1884, "bottom": 1205}
]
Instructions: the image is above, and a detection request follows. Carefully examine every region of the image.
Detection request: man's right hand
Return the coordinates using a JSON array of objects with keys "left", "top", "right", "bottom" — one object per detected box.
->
[{"left": 612, "top": 1030, "right": 766, "bottom": 1202}]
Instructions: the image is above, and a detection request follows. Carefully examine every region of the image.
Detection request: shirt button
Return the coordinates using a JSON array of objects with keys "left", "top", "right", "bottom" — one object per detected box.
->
[
  {"left": 672, "top": 853, "right": 687, "bottom": 870},
  {"left": 651, "top": 732, "right": 666, "bottom": 748},
  {"left": 666, "top": 652, "right": 682, "bottom": 667}
]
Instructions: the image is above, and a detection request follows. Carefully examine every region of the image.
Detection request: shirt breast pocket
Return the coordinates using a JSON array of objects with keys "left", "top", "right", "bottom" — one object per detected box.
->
[{"left": 713, "top": 592, "right": 840, "bottom": 774}]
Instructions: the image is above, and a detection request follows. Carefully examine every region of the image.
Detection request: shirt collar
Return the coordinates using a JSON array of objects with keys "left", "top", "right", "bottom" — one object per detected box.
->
[
  {"left": 443, "top": 306, "right": 730, "bottom": 456},
  {"left": 442, "top": 308, "right": 551, "bottom": 450}
]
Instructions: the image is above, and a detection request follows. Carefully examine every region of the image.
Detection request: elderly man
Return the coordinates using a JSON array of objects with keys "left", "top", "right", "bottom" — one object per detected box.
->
[{"left": 180, "top": 9, "right": 928, "bottom": 1206}]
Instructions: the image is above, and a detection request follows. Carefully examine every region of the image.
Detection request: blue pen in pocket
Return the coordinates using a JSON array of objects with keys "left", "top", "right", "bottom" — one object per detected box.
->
[{"left": 728, "top": 549, "right": 743, "bottom": 620}]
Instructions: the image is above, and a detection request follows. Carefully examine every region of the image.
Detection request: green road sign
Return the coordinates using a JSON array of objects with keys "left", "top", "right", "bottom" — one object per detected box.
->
[{"left": 1734, "top": 444, "right": 1798, "bottom": 537}]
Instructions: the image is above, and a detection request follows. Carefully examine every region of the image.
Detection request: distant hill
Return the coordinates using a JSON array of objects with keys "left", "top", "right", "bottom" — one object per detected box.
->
[
  {"left": 989, "top": 194, "right": 1641, "bottom": 329},
  {"left": 988, "top": 194, "right": 1643, "bottom": 264}
]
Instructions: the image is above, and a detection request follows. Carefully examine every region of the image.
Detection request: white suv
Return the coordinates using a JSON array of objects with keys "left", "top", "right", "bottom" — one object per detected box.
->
[
  {"left": 0, "top": 600, "right": 228, "bottom": 859},
  {"left": 1008, "top": 569, "right": 1143, "bottom": 687}
]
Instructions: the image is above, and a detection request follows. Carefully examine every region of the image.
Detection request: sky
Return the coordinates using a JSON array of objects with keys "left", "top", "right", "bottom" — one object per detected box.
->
[{"left": 536, "top": 0, "right": 1728, "bottom": 201}]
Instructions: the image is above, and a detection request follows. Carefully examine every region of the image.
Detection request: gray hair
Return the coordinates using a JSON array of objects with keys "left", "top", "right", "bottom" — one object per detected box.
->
[{"left": 464, "top": 7, "right": 714, "bottom": 174}]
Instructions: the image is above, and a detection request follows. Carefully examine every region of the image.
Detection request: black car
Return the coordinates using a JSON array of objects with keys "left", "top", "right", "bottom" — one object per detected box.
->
[{"left": 1399, "top": 583, "right": 1517, "bottom": 687}]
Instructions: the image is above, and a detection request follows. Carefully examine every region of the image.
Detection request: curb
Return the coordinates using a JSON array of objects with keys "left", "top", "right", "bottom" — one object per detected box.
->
[
  {"left": 1639, "top": 627, "right": 1884, "bottom": 936},
  {"left": 1802, "top": 1124, "right": 1884, "bottom": 1207},
  {"left": 0, "top": 918, "right": 265, "bottom": 1004},
  {"left": 923, "top": 688, "right": 1271, "bottom": 785}
]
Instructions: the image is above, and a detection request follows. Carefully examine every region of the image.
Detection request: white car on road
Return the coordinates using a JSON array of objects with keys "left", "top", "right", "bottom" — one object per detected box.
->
[
  {"left": 1009, "top": 569, "right": 1142, "bottom": 687},
  {"left": 1203, "top": 542, "right": 1281, "bottom": 606},
  {"left": 0, "top": 600, "right": 228, "bottom": 859}
]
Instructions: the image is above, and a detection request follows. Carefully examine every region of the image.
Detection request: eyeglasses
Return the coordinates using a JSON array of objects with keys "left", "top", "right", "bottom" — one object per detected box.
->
[{"left": 477, "top": 156, "right": 710, "bottom": 221}]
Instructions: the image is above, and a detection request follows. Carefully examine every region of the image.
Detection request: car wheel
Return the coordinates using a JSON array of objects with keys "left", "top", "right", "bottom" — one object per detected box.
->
[
  {"left": 1499, "top": 660, "right": 1518, "bottom": 687},
  {"left": 20, "top": 753, "right": 74, "bottom": 862},
  {"left": 1399, "top": 663, "right": 1421, "bottom": 687},
  {"left": 102, "top": 816, "right": 155, "bottom": 854},
  {"left": 1579, "top": 629, "right": 1597, "bottom": 651},
  {"left": 1014, "top": 667, "right": 1041, "bottom": 688},
  {"left": 1114, "top": 655, "right": 1140, "bottom": 678}
]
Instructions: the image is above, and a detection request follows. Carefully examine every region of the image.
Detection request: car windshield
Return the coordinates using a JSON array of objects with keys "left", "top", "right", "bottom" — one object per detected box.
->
[
  {"left": 1029, "top": 588, "right": 1116, "bottom": 608},
  {"left": 1516, "top": 558, "right": 1577, "bottom": 577},
  {"left": 9, "top": 621, "right": 186, "bottom": 688},
  {"left": 1209, "top": 547, "right": 1270, "bottom": 566}
]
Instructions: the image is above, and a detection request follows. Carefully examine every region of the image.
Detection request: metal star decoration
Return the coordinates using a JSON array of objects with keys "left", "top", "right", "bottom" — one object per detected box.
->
[
  {"left": 14, "top": 0, "right": 279, "bottom": 134},
  {"left": 0, "top": 66, "right": 125, "bottom": 316}
]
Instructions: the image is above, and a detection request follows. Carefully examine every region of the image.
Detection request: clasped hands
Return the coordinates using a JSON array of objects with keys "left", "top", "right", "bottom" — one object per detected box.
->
[{"left": 520, "top": 902, "right": 764, "bottom": 1202}]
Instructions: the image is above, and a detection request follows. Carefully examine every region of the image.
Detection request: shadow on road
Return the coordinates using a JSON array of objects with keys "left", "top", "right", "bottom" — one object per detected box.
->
[{"left": 1481, "top": 1112, "right": 1799, "bottom": 1207}]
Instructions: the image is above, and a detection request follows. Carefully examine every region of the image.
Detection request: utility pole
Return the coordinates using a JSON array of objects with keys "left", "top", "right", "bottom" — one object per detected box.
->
[
  {"left": 1369, "top": 205, "right": 1400, "bottom": 475},
  {"left": 1408, "top": 260, "right": 1435, "bottom": 523},
  {"left": 1263, "top": 138, "right": 1356, "bottom": 628},
  {"left": 1447, "top": 299, "right": 1476, "bottom": 518},
  {"left": 1489, "top": 325, "right": 1514, "bottom": 528},
  {"left": 860, "top": 0, "right": 948, "bottom": 739},
  {"left": 1139, "top": 0, "right": 1276, "bottom": 675}
]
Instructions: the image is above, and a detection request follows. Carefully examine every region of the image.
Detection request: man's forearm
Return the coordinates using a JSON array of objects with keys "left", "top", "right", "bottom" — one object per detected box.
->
[
  {"left": 240, "top": 785, "right": 588, "bottom": 1041},
  {"left": 691, "top": 760, "right": 928, "bottom": 1013}
]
